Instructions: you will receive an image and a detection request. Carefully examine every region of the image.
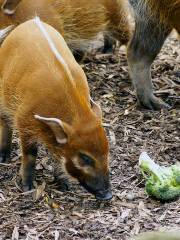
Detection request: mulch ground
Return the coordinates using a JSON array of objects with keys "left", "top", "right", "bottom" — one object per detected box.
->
[{"left": 0, "top": 33, "right": 179, "bottom": 240}]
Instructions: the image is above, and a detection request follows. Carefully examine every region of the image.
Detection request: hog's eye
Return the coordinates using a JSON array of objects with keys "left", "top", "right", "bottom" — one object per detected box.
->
[{"left": 79, "top": 153, "right": 95, "bottom": 167}]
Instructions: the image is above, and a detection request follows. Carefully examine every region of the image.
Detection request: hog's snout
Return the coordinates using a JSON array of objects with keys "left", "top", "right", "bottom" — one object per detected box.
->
[
  {"left": 80, "top": 172, "right": 112, "bottom": 201},
  {"left": 95, "top": 189, "right": 113, "bottom": 201}
]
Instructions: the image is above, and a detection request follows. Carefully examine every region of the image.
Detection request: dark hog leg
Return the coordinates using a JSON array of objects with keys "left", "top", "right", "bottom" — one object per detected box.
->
[
  {"left": 102, "top": 34, "right": 116, "bottom": 54},
  {"left": 128, "top": 0, "right": 172, "bottom": 110},
  {"left": 72, "top": 49, "right": 86, "bottom": 63},
  {"left": 0, "top": 118, "right": 12, "bottom": 163},
  {"left": 19, "top": 132, "right": 37, "bottom": 191},
  {"left": 103, "top": 0, "right": 131, "bottom": 53}
]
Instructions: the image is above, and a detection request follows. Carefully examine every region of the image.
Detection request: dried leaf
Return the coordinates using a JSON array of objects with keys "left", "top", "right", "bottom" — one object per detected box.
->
[
  {"left": 109, "top": 130, "right": 116, "bottom": 145},
  {"left": 72, "top": 211, "right": 83, "bottom": 218},
  {"left": 51, "top": 202, "right": 59, "bottom": 209},
  {"left": 12, "top": 226, "right": 19, "bottom": 240},
  {"left": 54, "top": 230, "right": 60, "bottom": 240},
  {"left": 33, "top": 182, "right": 46, "bottom": 201},
  {"left": 131, "top": 222, "right": 140, "bottom": 235},
  {"left": 120, "top": 208, "right": 131, "bottom": 221}
]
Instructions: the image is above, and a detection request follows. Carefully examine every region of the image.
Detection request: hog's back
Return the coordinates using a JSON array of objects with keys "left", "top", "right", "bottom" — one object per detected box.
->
[
  {"left": 129, "top": 0, "right": 180, "bottom": 32},
  {"left": 0, "top": 20, "right": 89, "bottom": 112}
]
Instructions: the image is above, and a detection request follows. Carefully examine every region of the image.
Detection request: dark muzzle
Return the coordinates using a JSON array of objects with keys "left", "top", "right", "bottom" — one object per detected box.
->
[
  {"left": 80, "top": 172, "right": 113, "bottom": 201},
  {"left": 95, "top": 189, "right": 113, "bottom": 201}
]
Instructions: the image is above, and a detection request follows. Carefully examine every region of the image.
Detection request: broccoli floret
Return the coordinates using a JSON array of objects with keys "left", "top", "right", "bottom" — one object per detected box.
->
[{"left": 139, "top": 152, "right": 180, "bottom": 202}]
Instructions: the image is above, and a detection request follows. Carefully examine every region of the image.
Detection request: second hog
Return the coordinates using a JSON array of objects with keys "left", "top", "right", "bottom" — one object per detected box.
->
[
  {"left": 128, "top": 0, "right": 180, "bottom": 109},
  {"left": 0, "top": 0, "right": 131, "bottom": 59},
  {"left": 0, "top": 17, "right": 112, "bottom": 201}
]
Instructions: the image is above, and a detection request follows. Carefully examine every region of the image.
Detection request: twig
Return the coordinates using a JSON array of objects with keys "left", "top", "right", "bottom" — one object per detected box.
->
[
  {"left": 0, "top": 162, "right": 12, "bottom": 166},
  {"left": 38, "top": 220, "right": 55, "bottom": 237}
]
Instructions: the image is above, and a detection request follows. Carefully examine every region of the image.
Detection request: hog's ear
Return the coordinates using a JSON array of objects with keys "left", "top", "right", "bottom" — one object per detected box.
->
[
  {"left": 34, "top": 115, "right": 71, "bottom": 144},
  {"left": 1, "top": 0, "right": 20, "bottom": 15},
  {"left": 90, "top": 98, "right": 102, "bottom": 120}
]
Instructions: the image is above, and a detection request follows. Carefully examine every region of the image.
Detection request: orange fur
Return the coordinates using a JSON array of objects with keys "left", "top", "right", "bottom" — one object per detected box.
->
[
  {"left": 0, "top": 18, "right": 111, "bottom": 198},
  {"left": 145, "top": 0, "right": 180, "bottom": 32},
  {"left": 0, "top": 0, "right": 131, "bottom": 48}
]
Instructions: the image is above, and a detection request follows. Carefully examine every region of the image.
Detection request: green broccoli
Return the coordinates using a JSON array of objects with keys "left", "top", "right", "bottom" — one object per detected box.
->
[{"left": 139, "top": 152, "right": 180, "bottom": 202}]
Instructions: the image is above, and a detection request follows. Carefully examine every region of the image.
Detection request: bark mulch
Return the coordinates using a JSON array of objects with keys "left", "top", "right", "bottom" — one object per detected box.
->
[{"left": 0, "top": 34, "right": 179, "bottom": 240}]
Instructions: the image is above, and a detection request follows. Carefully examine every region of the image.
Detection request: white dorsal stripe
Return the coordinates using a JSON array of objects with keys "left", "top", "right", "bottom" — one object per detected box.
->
[{"left": 33, "top": 17, "right": 73, "bottom": 81}]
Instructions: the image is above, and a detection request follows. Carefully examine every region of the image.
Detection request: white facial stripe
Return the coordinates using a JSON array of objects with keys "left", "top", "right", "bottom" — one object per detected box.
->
[
  {"left": 72, "top": 156, "right": 93, "bottom": 175},
  {"left": 72, "top": 156, "right": 81, "bottom": 169}
]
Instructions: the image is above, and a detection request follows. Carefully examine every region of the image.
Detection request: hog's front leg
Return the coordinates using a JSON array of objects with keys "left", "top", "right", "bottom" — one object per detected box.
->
[
  {"left": 0, "top": 118, "right": 12, "bottom": 163},
  {"left": 19, "top": 133, "right": 37, "bottom": 191}
]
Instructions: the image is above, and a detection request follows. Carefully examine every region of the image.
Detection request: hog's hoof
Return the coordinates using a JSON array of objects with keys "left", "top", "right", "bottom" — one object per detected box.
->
[
  {"left": 15, "top": 175, "right": 33, "bottom": 192},
  {"left": 22, "top": 184, "right": 33, "bottom": 192},
  {"left": 21, "top": 180, "right": 33, "bottom": 192},
  {"left": 95, "top": 190, "right": 113, "bottom": 201},
  {"left": 138, "top": 94, "right": 170, "bottom": 110},
  {"left": 20, "top": 177, "right": 33, "bottom": 192}
]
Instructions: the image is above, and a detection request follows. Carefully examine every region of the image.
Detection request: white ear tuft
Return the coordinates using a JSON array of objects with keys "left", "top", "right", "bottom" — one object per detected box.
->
[
  {"left": 34, "top": 115, "right": 62, "bottom": 125},
  {"left": 90, "top": 98, "right": 102, "bottom": 120},
  {"left": 2, "top": 8, "right": 15, "bottom": 14}
]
